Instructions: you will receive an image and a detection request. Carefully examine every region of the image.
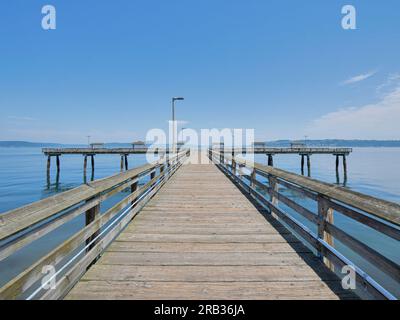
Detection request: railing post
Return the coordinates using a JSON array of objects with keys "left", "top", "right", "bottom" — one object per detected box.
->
[
  {"left": 268, "top": 176, "right": 279, "bottom": 219},
  {"left": 250, "top": 167, "right": 256, "bottom": 190},
  {"left": 124, "top": 155, "right": 129, "bottom": 170},
  {"left": 268, "top": 176, "right": 279, "bottom": 206},
  {"left": 232, "top": 158, "right": 236, "bottom": 176},
  {"left": 46, "top": 156, "right": 51, "bottom": 186},
  {"left": 160, "top": 163, "right": 165, "bottom": 175},
  {"left": 317, "top": 195, "right": 334, "bottom": 271},
  {"left": 120, "top": 155, "right": 124, "bottom": 172},
  {"left": 166, "top": 153, "right": 170, "bottom": 169},
  {"left": 85, "top": 202, "right": 100, "bottom": 252},
  {"left": 131, "top": 180, "right": 138, "bottom": 206}
]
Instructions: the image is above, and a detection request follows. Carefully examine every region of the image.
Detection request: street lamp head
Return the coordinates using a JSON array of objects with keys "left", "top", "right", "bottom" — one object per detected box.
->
[{"left": 173, "top": 97, "right": 184, "bottom": 101}]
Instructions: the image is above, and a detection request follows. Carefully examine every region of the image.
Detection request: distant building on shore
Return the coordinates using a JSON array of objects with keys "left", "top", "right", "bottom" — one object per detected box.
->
[
  {"left": 253, "top": 141, "right": 266, "bottom": 148},
  {"left": 132, "top": 141, "right": 146, "bottom": 149},
  {"left": 290, "top": 141, "right": 306, "bottom": 148},
  {"left": 90, "top": 143, "right": 104, "bottom": 149}
]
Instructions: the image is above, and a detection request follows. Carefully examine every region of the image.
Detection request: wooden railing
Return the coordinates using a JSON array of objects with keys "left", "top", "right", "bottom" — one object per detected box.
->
[
  {"left": 209, "top": 149, "right": 400, "bottom": 300},
  {"left": 0, "top": 150, "right": 190, "bottom": 300}
]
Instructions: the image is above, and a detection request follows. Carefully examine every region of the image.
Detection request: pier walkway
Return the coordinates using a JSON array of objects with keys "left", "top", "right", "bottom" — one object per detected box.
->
[
  {"left": 66, "top": 154, "right": 352, "bottom": 299},
  {"left": 0, "top": 150, "right": 398, "bottom": 300}
]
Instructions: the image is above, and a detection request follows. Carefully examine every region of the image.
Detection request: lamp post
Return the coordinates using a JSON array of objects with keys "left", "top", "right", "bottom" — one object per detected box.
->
[{"left": 172, "top": 97, "right": 184, "bottom": 153}]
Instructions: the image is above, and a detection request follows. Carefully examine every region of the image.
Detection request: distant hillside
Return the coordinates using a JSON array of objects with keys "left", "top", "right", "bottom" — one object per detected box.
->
[
  {"left": 0, "top": 141, "right": 64, "bottom": 148},
  {"left": 266, "top": 140, "right": 400, "bottom": 147}
]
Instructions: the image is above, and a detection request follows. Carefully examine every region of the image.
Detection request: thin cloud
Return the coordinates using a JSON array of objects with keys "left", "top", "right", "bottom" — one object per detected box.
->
[
  {"left": 306, "top": 85, "right": 400, "bottom": 139},
  {"left": 340, "top": 70, "right": 377, "bottom": 85},
  {"left": 376, "top": 73, "right": 400, "bottom": 94},
  {"left": 7, "top": 116, "right": 37, "bottom": 121}
]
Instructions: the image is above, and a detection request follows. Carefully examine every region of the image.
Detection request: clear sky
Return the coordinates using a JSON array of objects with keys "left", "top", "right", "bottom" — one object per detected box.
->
[{"left": 1, "top": 0, "right": 399, "bottom": 143}]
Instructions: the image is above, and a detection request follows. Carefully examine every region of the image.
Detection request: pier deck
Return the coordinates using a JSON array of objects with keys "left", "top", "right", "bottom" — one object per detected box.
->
[
  {"left": 66, "top": 156, "right": 353, "bottom": 299},
  {"left": 2, "top": 150, "right": 398, "bottom": 300}
]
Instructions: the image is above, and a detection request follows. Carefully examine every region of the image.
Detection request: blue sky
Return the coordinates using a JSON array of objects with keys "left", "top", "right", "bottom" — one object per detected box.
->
[{"left": 1, "top": 0, "right": 399, "bottom": 143}]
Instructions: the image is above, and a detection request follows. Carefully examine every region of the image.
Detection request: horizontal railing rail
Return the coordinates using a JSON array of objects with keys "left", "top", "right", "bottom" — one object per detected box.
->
[
  {"left": 210, "top": 147, "right": 353, "bottom": 154},
  {"left": 209, "top": 149, "right": 399, "bottom": 300},
  {"left": 0, "top": 150, "right": 190, "bottom": 300}
]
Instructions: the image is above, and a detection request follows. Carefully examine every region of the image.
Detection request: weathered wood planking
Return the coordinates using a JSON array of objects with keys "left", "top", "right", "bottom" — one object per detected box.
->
[
  {"left": 66, "top": 160, "right": 355, "bottom": 300},
  {"left": 213, "top": 150, "right": 400, "bottom": 299}
]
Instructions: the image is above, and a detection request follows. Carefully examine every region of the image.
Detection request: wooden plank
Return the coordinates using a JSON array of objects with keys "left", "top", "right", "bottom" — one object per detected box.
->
[
  {"left": 107, "top": 241, "right": 311, "bottom": 253},
  {"left": 115, "top": 233, "right": 298, "bottom": 243},
  {"left": 66, "top": 281, "right": 354, "bottom": 300},
  {"left": 99, "top": 251, "right": 319, "bottom": 266},
  {"left": 66, "top": 162, "right": 352, "bottom": 300},
  {"left": 81, "top": 265, "right": 337, "bottom": 282}
]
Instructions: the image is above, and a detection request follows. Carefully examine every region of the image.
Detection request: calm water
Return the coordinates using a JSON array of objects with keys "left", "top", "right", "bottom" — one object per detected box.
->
[{"left": 0, "top": 147, "right": 399, "bottom": 297}]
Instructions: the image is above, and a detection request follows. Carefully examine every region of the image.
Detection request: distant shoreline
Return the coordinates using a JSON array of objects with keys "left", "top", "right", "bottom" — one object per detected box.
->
[{"left": 1, "top": 140, "right": 400, "bottom": 148}]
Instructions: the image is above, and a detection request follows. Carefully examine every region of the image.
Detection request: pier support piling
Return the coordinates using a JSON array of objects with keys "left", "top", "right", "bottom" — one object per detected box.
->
[
  {"left": 301, "top": 155, "right": 305, "bottom": 175},
  {"left": 343, "top": 155, "right": 348, "bottom": 184},
  {"left": 90, "top": 155, "right": 95, "bottom": 181},
  {"left": 335, "top": 155, "right": 340, "bottom": 184},
  {"left": 46, "top": 156, "right": 51, "bottom": 187},
  {"left": 90, "top": 155, "right": 95, "bottom": 171},
  {"left": 124, "top": 155, "right": 128, "bottom": 171},
  {"left": 47, "top": 156, "right": 51, "bottom": 174},
  {"left": 267, "top": 154, "right": 274, "bottom": 167},
  {"left": 120, "top": 155, "right": 124, "bottom": 172},
  {"left": 83, "top": 156, "right": 88, "bottom": 183},
  {"left": 56, "top": 155, "right": 60, "bottom": 174},
  {"left": 306, "top": 155, "right": 311, "bottom": 177}
]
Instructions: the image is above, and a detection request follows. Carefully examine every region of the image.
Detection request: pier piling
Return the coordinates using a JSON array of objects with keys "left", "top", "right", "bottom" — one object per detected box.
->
[
  {"left": 90, "top": 155, "right": 95, "bottom": 171},
  {"left": 46, "top": 156, "right": 51, "bottom": 186},
  {"left": 83, "top": 156, "right": 88, "bottom": 173},
  {"left": 301, "top": 155, "right": 305, "bottom": 175},
  {"left": 120, "top": 155, "right": 124, "bottom": 172},
  {"left": 335, "top": 155, "right": 340, "bottom": 184},
  {"left": 124, "top": 155, "right": 128, "bottom": 170},
  {"left": 267, "top": 154, "right": 274, "bottom": 166},
  {"left": 47, "top": 156, "right": 51, "bottom": 174},
  {"left": 83, "top": 156, "right": 88, "bottom": 183},
  {"left": 56, "top": 155, "right": 60, "bottom": 174},
  {"left": 343, "top": 155, "right": 348, "bottom": 184},
  {"left": 306, "top": 155, "right": 311, "bottom": 177}
]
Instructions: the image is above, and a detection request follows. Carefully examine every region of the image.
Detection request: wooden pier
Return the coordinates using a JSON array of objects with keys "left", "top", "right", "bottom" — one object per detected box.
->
[
  {"left": 0, "top": 149, "right": 398, "bottom": 300},
  {"left": 42, "top": 146, "right": 352, "bottom": 182},
  {"left": 65, "top": 156, "right": 354, "bottom": 299}
]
